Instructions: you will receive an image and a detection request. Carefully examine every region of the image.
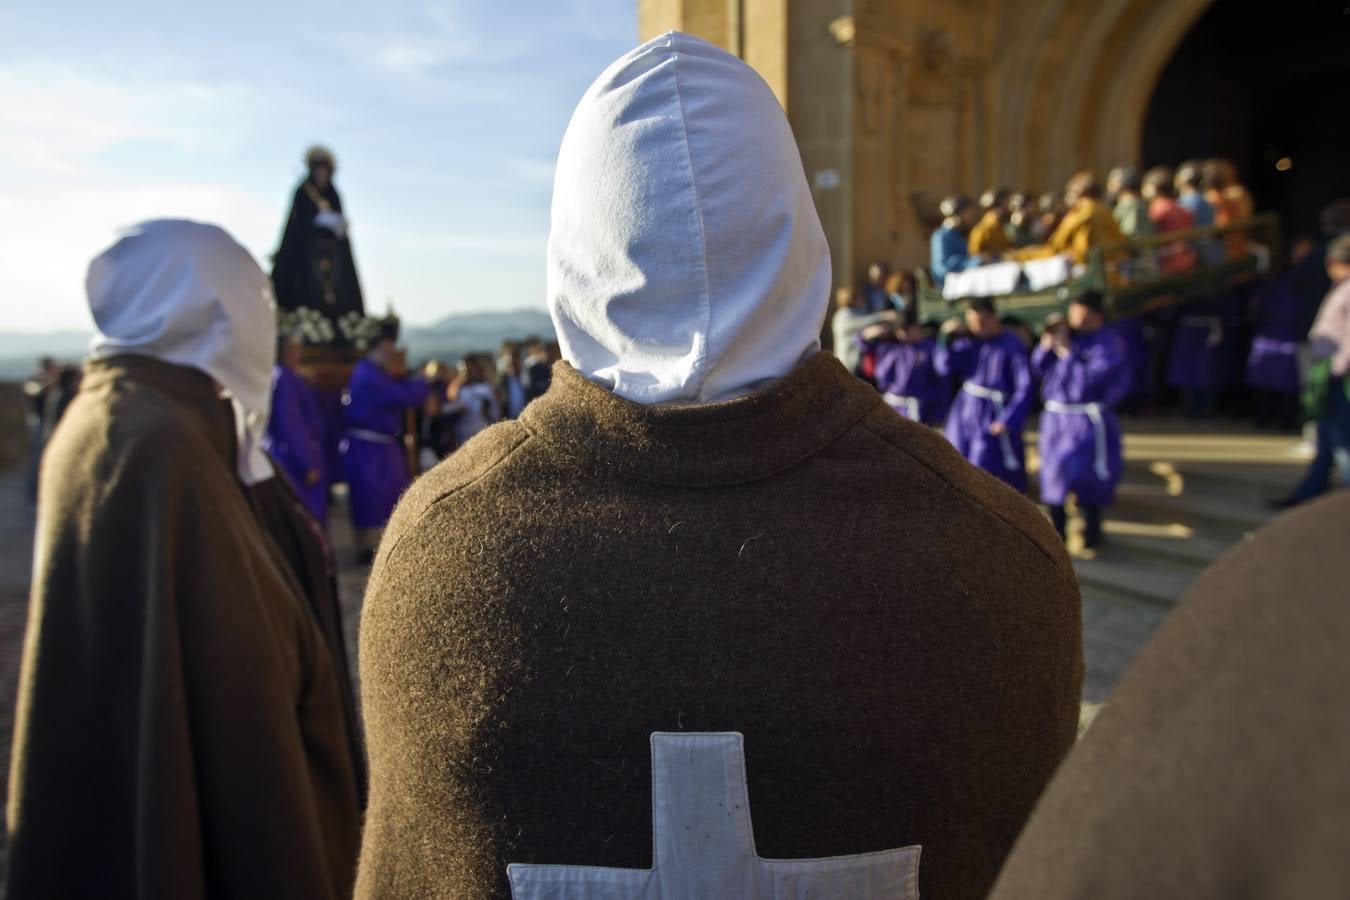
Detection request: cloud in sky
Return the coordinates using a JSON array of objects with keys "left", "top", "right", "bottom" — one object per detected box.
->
[{"left": 0, "top": 0, "right": 636, "bottom": 334}]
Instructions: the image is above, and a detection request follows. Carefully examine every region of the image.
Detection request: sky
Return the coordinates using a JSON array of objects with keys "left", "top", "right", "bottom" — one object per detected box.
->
[{"left": 0, "top": 0, "right": 637, "bottom": 333}]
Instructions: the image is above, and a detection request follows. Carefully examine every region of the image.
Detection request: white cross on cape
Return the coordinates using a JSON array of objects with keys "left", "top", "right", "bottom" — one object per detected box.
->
[{"left": 507, "top": 731, "right": 921, "bottom": 899}]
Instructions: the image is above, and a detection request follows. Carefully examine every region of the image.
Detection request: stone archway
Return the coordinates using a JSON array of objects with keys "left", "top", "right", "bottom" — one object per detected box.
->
[{"left": 637, "top": 0, "right": 1219, "bottom": 282}]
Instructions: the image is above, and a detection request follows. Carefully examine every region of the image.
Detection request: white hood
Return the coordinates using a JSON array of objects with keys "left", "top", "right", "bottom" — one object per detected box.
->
[
  {"left": 547, "top": 31, "right": 831, "bottom": 405},
  {"left": 88, "top": 219, "right": 277, "bottom": 485}
]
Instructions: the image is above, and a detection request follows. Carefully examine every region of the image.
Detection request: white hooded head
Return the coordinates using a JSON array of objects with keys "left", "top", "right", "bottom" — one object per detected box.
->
[
  {"left": 87, "top": 219, "right": 277, "bottom": 485},
  {"left": 547, "top": 32, "right": 831, "bottom": 405}
]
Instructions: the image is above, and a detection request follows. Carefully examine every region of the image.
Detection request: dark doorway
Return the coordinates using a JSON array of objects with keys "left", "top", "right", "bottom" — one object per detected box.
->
[{"left": 1143, "top": 0, "right": 1350, "bottom": 241}]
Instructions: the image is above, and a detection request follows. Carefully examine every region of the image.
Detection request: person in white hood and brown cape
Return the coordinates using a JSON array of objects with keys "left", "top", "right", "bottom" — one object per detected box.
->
[
  {"left": 6, "top": 220, "right": 363, "bottom": 899},
  {"left": 356, "top": 33, "right": 1082, "bottom": 900}
]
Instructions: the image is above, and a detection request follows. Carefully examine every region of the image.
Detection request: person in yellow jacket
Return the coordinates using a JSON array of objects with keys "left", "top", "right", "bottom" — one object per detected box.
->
[
  {"left": 968, "top": 188, "right": 1013, "bottom": 257},
  {"left": 1014, "top": 172, "right": 1124, "bottom": 265}
]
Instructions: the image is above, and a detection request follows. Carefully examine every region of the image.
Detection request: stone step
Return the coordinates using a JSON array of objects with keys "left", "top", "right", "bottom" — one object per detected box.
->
[
  {"left": 1097, "top": 523, "right": 1239, "bottom": 569},
  {"left": 1073, "top": 554, "right": 1193, "bottom": 610},
  {"left": 1110, "top": 486, "right": 1270, "bottom": 536}
]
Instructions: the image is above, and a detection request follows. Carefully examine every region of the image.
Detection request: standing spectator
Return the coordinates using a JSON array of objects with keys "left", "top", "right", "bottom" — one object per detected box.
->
[
  {"left": 968, "top": 188, "right": 1013, "bottom": 257},
  {"left": 265, "top": 333, "right": 329, "bottom": 524},
  {"left": 1274, "top": 234, "right": 1350, "bottom": 507},
  {"left": 1246, "top": 239, "right": 1313, "bottom": 431},
  {"left": 862, "top": 261, "right": 893, "bottom": 313},
  {"left": 1143, "top": 166, "right": 1197, "bottom": 273},
  {"left": 1109, "top": 166, "right": 1154, "bottom": 239},
  {"left": 340, "top": 325, "right": 428, "bottom": 563},
  {"left": 22, "top": 356, "right": 60, "bottom": 504},
  {"left": 444, "top": 354, "right": 501, "bottom": 448},
  {"left": 831, "top": 285, "right": 896, "bottom": 376},
  {"left": 520, "top": 336, "right": 552, "bottom": 401},
  {"left": 498, "top": 341, "right": 527, "bottom": 418},
  {"left": 930, "top": 195, "right": 978, "bottom": 286}
]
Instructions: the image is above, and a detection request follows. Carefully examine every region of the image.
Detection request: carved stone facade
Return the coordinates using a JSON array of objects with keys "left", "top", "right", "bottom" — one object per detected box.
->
[{"left": 639, "top": 0, "right": 1215, "bottom": 288}]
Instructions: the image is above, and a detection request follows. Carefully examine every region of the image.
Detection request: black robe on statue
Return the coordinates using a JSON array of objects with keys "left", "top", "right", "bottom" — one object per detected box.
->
[{"left": 272, "top": 178, "right": 365, "bottom": 323}]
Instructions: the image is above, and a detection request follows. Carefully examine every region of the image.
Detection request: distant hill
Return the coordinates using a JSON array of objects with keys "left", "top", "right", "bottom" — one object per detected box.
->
[
  {"left": 403, "top": 307, "right": 555, "bottom": 364},
  {"left": 0, "top": 308, "right": 557, "bottom": 380}
]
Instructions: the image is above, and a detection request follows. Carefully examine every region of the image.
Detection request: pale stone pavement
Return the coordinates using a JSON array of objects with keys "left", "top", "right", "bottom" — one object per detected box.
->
[{"left": 0, "top": 419, "right": 1313, "bottom": 886}]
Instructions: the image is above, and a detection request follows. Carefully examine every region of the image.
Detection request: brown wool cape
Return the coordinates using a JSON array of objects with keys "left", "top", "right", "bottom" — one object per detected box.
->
[
  {"left": 356, "top": 353, "right": 1083, "bottom": 900},
  {"left": 988, "top": 489, "right": 1350, "bottom": 900},
  {"left": 5, "top": 355, "right": 362, "bottom": 900}
]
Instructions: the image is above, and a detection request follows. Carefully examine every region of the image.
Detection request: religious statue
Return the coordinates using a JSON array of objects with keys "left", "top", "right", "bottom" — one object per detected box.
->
[{"left": 271, "top": 146, "right": 366, "bottom": 332}]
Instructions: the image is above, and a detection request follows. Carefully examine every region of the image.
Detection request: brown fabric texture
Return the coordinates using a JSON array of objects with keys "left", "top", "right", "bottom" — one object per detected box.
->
[
  {"left": 250, "top": 472, "right": 367, "bottom": 804},
  {"left": 989, "top": 489, "right": 1350, "bottom": 900},
  {"left": 5, "top": 355, "right": 362, "bottom": 900},
  {"left": 356, "top": 352, "right": 1083, "bottom": 900}
]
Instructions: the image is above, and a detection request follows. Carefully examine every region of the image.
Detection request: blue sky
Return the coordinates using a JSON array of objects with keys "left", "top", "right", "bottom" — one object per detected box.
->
[{"left": 0, "top": 0, "right": 637, "bottom": 332}]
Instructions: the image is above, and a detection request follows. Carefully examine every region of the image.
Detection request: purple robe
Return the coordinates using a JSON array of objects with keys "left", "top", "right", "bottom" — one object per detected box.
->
[
  {"left": 340, "top": 359, "right": 429, "bottom": 530},
  {"left": 1033, "top": 327, "right": 1129, "bottom": 507},
  {"left": 264, "top": 364, "right": 329, "bottom": 523},
  {"left": 935, "top": 331, "right": 1032, "bottom": 491},
  {"left": 1246, "top": 272, "right": 1302, "bottom": 395},
  {"left": 1166, "top": 293, "right": 1231, "bottom": 390},
  {"left": 859, "top": 336, "right": 947, "bottom": 425}
]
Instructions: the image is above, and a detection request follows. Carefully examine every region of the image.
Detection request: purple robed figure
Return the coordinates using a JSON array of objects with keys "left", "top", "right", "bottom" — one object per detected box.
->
[
  {"left": 1246, "top": 270, "right": 1302, "bottom": 395},
  {"left": 1167, "top": 293, "right": 1231, "bottom": 390},
  {"left": 264, "top": 362, "right": 329, "bottom": 523},
  {"left": 935, "top": 328, "right": 1032, "bottom": 491},
  {"left": 1033, "top": 327, "right": 1129, "bottom": 508},
  {"left": 340, "top": 358, "right": 429, "bottom": 531},
  {"left": 858, "top": 332, "right": 947, "bottom": 426}
]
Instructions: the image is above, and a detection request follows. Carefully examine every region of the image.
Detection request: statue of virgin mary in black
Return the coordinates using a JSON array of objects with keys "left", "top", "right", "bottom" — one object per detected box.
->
[{"left": 271, "top": 146, "right": 365, "bottom": 325}]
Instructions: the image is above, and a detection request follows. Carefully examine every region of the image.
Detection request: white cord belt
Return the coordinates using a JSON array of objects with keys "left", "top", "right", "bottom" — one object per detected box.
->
[
  {"left": 961, "top": 382, "right": 1019, "bottom": 471},
  {"left": 1043, "top": 400, "right": 1110, "bottom": 481},
  {"left": 346, "top": 428, "right": 399, "bottom": 445},
  {"left": 881, "top": 392, "right": 921, "bottom": 421}
]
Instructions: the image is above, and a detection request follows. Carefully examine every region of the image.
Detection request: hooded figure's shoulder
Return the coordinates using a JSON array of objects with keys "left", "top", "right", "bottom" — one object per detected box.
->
[
  {"left": 857, "top": 404, "right": 1075, "bottom": 589},
  {"left": 379, "top": 420, "right": 533, "bottom": 544}
]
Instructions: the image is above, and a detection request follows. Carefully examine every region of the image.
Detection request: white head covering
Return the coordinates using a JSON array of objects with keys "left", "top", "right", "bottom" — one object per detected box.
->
[
  {"left": 547, "top": 32, "right": 832, "bottom": 405},
  {"left": 88, "top": 219, "right": 278, "bottom": 485}
]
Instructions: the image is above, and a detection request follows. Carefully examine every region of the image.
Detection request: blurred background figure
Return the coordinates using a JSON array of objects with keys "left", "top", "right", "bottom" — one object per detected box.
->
[
  {"left": 862, "top": 260, "right": 893, "bottom": 313},
  {"left": 1274, "top": 233, "right": 1350, "bottom": 508},
  {"left": 21, "top": 356, "right": 60, "bottom": 505},
  {"left": 521, "top": 336, "right": 553, "bottom": 402},
  {"left": 265, "top": 333, "right": 329, "bottom": 524},
  {"left": 1108, "top": 166, "right": 1154, "bottom": 239},
  {"left": 1246, "top": 237, "right": 1314, "bottom": 431},
  {"left": 969, "top": 188, "right": 1013, "bottom": 258},
  {"left": 340, "top": 323, "right": 428, "bottom": 563},
  {"left": 831, "top": 285, "right": 897, "bottom": 377},
  {"left": 498, "top": 341, "right": 527, "bottom": 419},
  {"left": 930, "top": 195, "right": 978, "bottom": 286},
  {"left": 443, "top": 354, "right": 501, "bottom": 449}
]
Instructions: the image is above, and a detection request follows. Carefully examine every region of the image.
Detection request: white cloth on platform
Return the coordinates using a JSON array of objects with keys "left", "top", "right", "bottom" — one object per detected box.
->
[
  {"left": 942, "top": 261, "right": 1023, "bottom": 300},
  {"left": 1023, "top": 254, "right": 1074, "bottom": 292}
]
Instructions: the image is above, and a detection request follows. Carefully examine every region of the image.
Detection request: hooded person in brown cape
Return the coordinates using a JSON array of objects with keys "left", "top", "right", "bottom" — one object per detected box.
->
[
  {"left": 5, "top": 219, "right": 362, "bottom": 899},
  {"left": 988, "top": 489, "right": 1350, "bottom": 900},
  {"left": 355, "top": 32, "right": 1082, "bottom": 900}
]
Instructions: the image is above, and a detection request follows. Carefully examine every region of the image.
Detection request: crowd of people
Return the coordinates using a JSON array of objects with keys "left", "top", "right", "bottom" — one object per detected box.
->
[
  {"left": 7, "top": 30, "right": 1350, "bottom": 900},
  {"left": 926, "top": 158, "right": 1255, "bottom": 284}
]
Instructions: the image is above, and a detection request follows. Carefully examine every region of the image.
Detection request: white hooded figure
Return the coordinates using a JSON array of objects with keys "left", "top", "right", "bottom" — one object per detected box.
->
[
  {"left": 355, "top": 31, "right": 1080, "bottom": 900},
  {"left": 547, "top": 31, "right": 832, "bottom": 405},
  {"left": 88, "top": 218, "right": 277, "bottom": 484}
]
